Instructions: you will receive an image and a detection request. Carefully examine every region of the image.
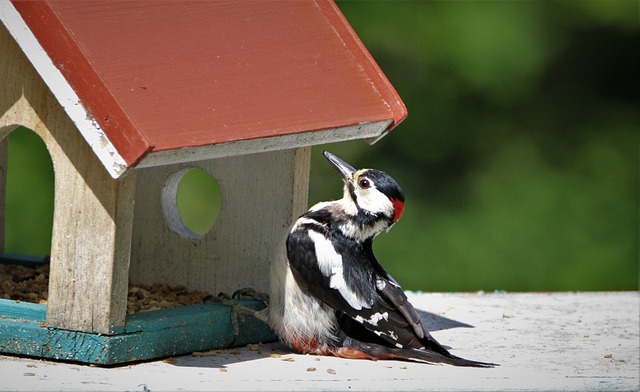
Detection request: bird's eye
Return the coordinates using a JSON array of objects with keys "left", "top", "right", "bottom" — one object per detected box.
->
[{"left": 358, "top": 178, "right": 371, "bottom": 189}]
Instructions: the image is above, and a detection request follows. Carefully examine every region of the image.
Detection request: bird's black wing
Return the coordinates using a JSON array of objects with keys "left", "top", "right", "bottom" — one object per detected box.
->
[
  {"left": 286, "top": 225, "right": 448, "bottom": 354},
  {"left": 286, "top": 225, "right": 372, "bottom": 313},
  {"left": 371, "top": 270, "right": 452, "bottom": 354}
]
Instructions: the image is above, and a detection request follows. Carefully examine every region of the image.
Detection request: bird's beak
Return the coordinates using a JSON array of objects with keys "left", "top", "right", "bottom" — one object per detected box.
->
[{"left": 323, "top": 151, "right": 356, "bottom": 183}]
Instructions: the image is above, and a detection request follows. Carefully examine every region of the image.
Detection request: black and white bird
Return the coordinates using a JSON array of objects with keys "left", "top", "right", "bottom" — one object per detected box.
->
[{"left": 260, "top": 151, "right": 495, "bottom": 367}]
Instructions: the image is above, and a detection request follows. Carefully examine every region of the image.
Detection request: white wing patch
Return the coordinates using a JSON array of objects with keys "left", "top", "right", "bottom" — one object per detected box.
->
[
  {"left": 307, "top": 230, "right": 369, "bottom": 311},
  {"left": 355, "top": 312, "right": 389, "bottom": 326}
]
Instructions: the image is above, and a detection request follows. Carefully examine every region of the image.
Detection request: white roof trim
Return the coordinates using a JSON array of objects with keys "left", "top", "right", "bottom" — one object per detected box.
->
[
  {"left": 0, "top": 1, "right": 129, "bottom": 179},
  {"left": 136, "top": 120, "right": 392, "bottom": 169}
]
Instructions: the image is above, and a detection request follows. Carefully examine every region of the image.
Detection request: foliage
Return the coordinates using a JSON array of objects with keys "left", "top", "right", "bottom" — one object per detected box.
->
[
  {"left": 3, "top": 129, "right": 54, "bottom": 257},
  {"left": 310, "top": 0, "right": 638, "bottom": 291}
]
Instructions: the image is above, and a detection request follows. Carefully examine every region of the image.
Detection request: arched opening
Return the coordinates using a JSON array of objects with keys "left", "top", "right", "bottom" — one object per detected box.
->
[{"left": 0, "top": 127, "right": 54, "bottom": 304}]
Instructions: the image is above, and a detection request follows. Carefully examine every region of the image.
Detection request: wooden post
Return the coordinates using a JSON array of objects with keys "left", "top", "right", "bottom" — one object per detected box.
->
[
  {"left": 45, "top": 166, "right": 136, "bottom": 334},
  {"left": 1, "top": 22, "right": 134, "bottom": 333},
  {"left": 0, "top": 136, "right": 7, "bottom": 253},
  {"left": 129, "top": 147, "right": 311, "bottom": 296},
  {"left": 1, "top": 23, "right": 23, "bottom": 255},
  {"left": 291, "top": 147, "right": 311, "bottom": 221}
]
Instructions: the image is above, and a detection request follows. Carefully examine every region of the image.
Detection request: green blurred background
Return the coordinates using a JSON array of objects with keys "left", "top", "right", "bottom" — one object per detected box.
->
[{"left": 2, "top": 1, "right": 638, "bottom": 292}]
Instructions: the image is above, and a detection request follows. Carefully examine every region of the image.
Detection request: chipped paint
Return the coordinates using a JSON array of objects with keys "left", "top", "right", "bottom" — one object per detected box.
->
[{"left": 0, "top": 2, "right": 129, "bottom": 179}]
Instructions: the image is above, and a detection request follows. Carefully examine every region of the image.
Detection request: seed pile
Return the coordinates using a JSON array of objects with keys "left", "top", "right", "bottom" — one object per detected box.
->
[
  {"left": 126, "top": 283, "right": 211, "bottom": 314},
  {"left": 0, "top": 263, "right": 49, "bottom": 304},
  {"left": 0, "top": 263, "right": 211, "bottom": 313}
]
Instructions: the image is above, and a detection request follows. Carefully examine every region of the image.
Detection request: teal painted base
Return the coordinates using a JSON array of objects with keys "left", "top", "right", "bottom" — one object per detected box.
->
[{"left": 0, "top": 299, "right": 276, "bottom": 365}]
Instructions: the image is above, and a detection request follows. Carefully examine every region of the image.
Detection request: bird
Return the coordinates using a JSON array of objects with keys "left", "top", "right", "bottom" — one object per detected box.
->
[{"left": 258, "top": 150, "right": 496, "bottom": 367}]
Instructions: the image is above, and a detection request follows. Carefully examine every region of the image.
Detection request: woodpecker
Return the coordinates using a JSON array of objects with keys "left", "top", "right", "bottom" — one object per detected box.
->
[{"left": 260, "top": 151, "right": 495, "bottom": 367}]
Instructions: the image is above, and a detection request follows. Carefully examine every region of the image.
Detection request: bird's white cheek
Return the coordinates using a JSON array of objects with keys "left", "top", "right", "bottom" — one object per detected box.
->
[{"left": 355, "top": 189, "right": 394, "bottom": 217}]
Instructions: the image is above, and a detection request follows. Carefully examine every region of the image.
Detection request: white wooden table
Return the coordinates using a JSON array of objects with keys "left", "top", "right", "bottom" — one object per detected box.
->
[{"left": 1, "top": 292, "right": 638, "bottom": 391}]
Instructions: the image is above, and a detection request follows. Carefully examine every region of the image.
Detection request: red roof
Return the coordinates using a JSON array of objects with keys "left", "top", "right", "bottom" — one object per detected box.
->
[{"left": 4, "top": 1, "right": 406, "bottom": 178}]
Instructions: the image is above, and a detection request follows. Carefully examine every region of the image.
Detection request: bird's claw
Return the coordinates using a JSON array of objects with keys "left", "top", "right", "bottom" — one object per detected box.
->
[
  {"left": 232, "top": 287, "right": 270, "bottom": 306},
  {"left": 205, "top": 289, "right": 267, "bottom": 345}
]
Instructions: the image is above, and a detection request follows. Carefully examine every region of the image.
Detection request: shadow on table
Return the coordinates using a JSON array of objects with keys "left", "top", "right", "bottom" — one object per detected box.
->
[
  {"left": 418, "top": 309, "right": 474, "bottom": 331},
  {"left": 169, "top": 310, "right": 475, "bottom": 369}
]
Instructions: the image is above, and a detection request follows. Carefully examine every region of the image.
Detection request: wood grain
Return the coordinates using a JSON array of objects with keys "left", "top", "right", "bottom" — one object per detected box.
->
[
  {"left": 1, "top": 22, "right": 133, "bottom": 334},
  {"left": 8, "top": 1, "right": 406, "bottom": 171},
  {"left": 129, "top": 148, "right": 311, "bottom": 297},
  {"left": 0, "top": 300, "right": 274, "bottom": 365},
  {"left": 0, "top": 137, "right": 7, "bottom": 253}
]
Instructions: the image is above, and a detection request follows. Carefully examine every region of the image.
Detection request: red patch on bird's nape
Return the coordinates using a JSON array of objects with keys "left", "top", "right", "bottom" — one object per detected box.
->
[{"left": 391, "top": 198, "right": 404, "bottom": 222}]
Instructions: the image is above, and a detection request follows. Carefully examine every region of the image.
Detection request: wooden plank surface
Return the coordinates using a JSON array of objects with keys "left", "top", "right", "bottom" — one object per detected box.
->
[
  {"left": 129, "top": 148, "right": 310, "bottom": 297},
  {"left": 0, "top": 300, "right": 273, "bottom": 365},
  {"left": 1, "top": 292, "right": 637, "bottom": 391},
  {"left": 0, "top": 299, "right": 46, "bottom": 322},
  {"left": 8, "top": 1, "right": 407, "bottom": 172}
]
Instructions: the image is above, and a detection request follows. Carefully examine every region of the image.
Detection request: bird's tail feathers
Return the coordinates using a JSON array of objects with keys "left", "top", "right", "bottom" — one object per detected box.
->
[
  {"left": 402, "top": 349, "right": 498, "bottom": 368},
  {"left": 343, "top": 337, "right": 497, "bottom": 368}
]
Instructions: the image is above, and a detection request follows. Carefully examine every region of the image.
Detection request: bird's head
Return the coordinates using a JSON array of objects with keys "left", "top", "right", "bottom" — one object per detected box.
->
[{"left": 323, "top": 151, "right": 405, "bottom": 227}]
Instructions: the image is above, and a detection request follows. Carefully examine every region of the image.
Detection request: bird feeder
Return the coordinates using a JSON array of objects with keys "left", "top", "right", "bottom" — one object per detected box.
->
[{"left": 0, "top": 0, "right": 406, "bottom": 365}]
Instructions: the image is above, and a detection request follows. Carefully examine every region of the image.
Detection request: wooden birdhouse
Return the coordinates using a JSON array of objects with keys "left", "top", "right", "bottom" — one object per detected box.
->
[{"left": 0, "top": 1, "right": 406, "bottom": 364}]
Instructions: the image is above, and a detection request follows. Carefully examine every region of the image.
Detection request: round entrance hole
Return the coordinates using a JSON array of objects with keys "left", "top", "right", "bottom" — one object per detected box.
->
[{"left": 162, "top": 168, "right": 222, "bottom": 239}]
